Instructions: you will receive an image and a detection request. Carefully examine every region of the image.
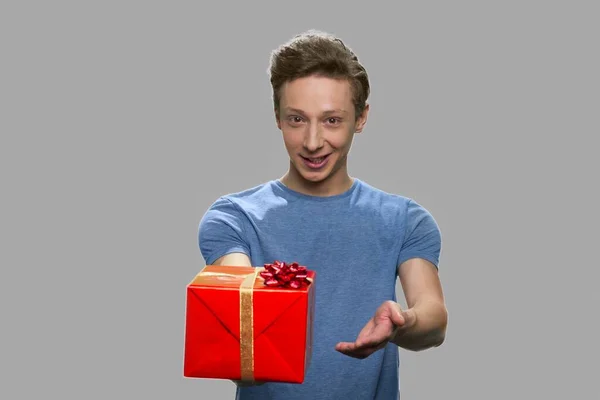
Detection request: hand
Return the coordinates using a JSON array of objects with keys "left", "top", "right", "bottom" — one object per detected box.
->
[
  {"left": 232, "top": 380, "right": 266, "bottom": 387},
  {"left": 335, "top": 300, "right": 416, "bottom": 359}
]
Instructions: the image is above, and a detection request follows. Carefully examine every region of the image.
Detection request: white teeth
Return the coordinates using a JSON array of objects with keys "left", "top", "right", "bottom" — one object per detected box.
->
[{"left": 309, "top": 157, "right": 324, "bottom": 163}]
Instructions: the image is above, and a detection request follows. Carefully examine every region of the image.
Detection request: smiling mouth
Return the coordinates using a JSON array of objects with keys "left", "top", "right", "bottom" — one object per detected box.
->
[
  {"left": 301, "top": 154, "right": 330, "bottom": 163},
  {"left": 300, "top": 153, "right": 331, "bottom": 169},
  {"left": 302, "top": 156, "right": 328, "bottom": 164}
]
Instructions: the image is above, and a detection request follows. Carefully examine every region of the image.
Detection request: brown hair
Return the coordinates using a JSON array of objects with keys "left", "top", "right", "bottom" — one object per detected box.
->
[{"left": 268, "top": 30, "right": 370, "bottom": 120}]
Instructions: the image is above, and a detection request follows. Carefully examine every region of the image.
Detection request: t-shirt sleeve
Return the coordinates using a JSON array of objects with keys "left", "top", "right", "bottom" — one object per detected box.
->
[
  {"left": 397, "top": 199, "right": 442, "bottom": 269},
  {"left": 198, "top": 196, "right": 251, "bottom": 265}
]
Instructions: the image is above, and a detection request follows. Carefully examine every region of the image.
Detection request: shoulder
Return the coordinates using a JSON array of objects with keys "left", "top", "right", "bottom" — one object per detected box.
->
[
  {"left": 355, "top": 179, "right": 412, "bottom": 213},
  {"left": 205, "top": 180, "right": 283, "bottom": 217},
  {"left": 355, "top": 179, "right": 439, "bottom": 231},
  {"left": 198, "top": 182, "right": 276, "bottom": 243},
  {"left": 224, "top": 180, "right": 273, "bottom": 199}
]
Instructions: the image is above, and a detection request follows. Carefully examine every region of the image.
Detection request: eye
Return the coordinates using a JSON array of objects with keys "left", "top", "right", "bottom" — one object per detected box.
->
[
  {"left": 287, "top": 116, "right": 304, "bottom": 125},
  {"left": 326, "top": 117, "right": 341, "bottom": 125}
]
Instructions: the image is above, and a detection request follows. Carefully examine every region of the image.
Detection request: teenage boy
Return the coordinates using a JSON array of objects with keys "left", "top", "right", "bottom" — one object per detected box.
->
[{"left": 198, "top": 30, "right": 448, "bottom": 400}]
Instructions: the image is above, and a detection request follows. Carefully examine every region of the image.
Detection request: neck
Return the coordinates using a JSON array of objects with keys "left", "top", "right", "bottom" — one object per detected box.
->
[{"left": 280, "top": 163, "right": 354, "bottom": 197}]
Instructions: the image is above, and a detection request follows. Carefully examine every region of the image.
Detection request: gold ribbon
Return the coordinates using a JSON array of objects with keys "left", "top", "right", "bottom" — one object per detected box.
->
[
  {"left": 239, "top": 268, "right": 261, "bottom": 381},
  {"left": 196, "top": 267, "right": 264, "bottom": 382}
]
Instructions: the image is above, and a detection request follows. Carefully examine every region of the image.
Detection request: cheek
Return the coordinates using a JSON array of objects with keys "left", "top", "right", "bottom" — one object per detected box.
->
[
  {"left": 281, "top": 130, "right": 302, "bottom": 150},
  {"left": 327, "top": 131, "right": 353, "bottom": 150}
]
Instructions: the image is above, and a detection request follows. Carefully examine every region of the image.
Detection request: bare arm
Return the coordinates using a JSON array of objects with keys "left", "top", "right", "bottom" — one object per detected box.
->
[
  {"left": 391, "top": 258, "right": 448, "bottom": 351},
  {"left": 212, "top": 252, "right": 252, "bottom": 267}
]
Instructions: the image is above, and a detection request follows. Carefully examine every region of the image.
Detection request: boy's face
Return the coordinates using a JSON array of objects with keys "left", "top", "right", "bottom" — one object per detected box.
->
[{"left": 276, "top": 75, "right": 368, "bottom": 192}]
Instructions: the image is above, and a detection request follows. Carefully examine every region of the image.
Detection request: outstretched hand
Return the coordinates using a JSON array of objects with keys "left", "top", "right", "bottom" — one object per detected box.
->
[
  {"left": 335, "top": 300, "right": 416, "bottom": 359},
  {"left": 232, "top": 380, "right": 266, "bottom": 387}
]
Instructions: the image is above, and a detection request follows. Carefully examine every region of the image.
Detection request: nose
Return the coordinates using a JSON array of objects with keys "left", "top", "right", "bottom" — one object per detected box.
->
[{"left": 303, "top": 122, "right": 324, "bottom": 152}]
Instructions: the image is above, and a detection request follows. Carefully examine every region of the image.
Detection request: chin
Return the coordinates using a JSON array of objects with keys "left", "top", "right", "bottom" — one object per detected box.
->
[
  {"left": 301, "top": 175, "right": 329, "bottom": 184},
  {"left": 299, "top": 168, "right": 335, "bottom": 184}
]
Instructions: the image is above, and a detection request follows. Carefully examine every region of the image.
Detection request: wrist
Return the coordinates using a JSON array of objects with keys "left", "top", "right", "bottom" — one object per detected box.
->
[{"left": 391, "top": 302, "right": 447, "bottom": 351}]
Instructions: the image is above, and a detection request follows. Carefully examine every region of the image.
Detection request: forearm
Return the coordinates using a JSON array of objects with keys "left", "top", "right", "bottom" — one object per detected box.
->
[{"left": 391, "top": 299, "right": 448, "bottom": 351}]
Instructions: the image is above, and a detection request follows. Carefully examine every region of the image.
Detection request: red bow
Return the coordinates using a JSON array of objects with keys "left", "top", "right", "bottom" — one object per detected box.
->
[{"left": 260, "top": 261, "right": 312, "bottom": 289}]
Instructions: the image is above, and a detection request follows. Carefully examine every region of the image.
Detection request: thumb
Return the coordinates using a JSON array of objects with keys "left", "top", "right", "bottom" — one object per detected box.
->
[
  {"left": 388, "top": 303, "right": 406, "bottom": 327},
  {"left": 400, "top": 308, "right": 417, "bottom": 328}
]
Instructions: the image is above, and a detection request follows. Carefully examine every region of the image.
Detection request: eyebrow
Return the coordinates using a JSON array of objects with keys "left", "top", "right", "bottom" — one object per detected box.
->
[{"left": 284, "top": 107, "right": 348, "bottom": 116}]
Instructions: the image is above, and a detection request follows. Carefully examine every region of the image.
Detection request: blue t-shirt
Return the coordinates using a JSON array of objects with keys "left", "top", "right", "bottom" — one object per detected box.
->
[{"left": 198, "top": 178, "right": 441, "bottom": 400}]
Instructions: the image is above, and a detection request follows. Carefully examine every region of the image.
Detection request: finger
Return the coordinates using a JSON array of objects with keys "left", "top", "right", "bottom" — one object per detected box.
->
[
  {"left": 340, "top": 349, "right": 374, "bottom": 359},
  {"left": 233, "top": 380, "right": 266, "bottom": 387},
  {"left": 359, "top": 322, "right": 396, "bottom": 348},
  {"left": 335, "top": 339, "right": 387, "bottom": 358},
  {"left": 339, "top": 333, "right": 384, "bottom": 350},
  {"left": 335, "top": 341, "right": 357, "bottom": 352},
  {"left": 337, "top": 321, "right": 394, "bottom": 351},
  {"left": 335, "top": 342, "right": 376, "bottom": 359},
  {"left": 336, "top": 341, "right": 366, "bottom": 355},
  {"left": 337, "top": 343, "right": 383, "bottom": 359}
]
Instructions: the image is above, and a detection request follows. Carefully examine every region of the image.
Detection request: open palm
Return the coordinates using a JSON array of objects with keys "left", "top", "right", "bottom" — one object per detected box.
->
[{"left": 335, "top": 300, "right": 411, "bottom": 359}]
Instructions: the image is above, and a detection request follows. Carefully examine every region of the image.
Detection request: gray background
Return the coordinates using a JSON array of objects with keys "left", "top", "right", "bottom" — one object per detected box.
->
[{"left": 2, "top": 1, "right": 598, "bottom": 399}]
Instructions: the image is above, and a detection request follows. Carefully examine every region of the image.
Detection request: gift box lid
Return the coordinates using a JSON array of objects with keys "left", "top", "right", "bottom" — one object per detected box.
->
[{"left": 188, "top": 265, "right": 315, "bottom": 292}]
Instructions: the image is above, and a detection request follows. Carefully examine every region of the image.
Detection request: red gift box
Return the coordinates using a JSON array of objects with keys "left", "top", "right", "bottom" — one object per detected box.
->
[{"left": 183, "top": 262, "right": 316, "bottom": 383}]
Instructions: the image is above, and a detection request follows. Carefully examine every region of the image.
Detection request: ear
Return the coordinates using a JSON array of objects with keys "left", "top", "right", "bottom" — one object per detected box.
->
[{"left": 354, "top": 103, "right": 370, "bottom": 133}]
